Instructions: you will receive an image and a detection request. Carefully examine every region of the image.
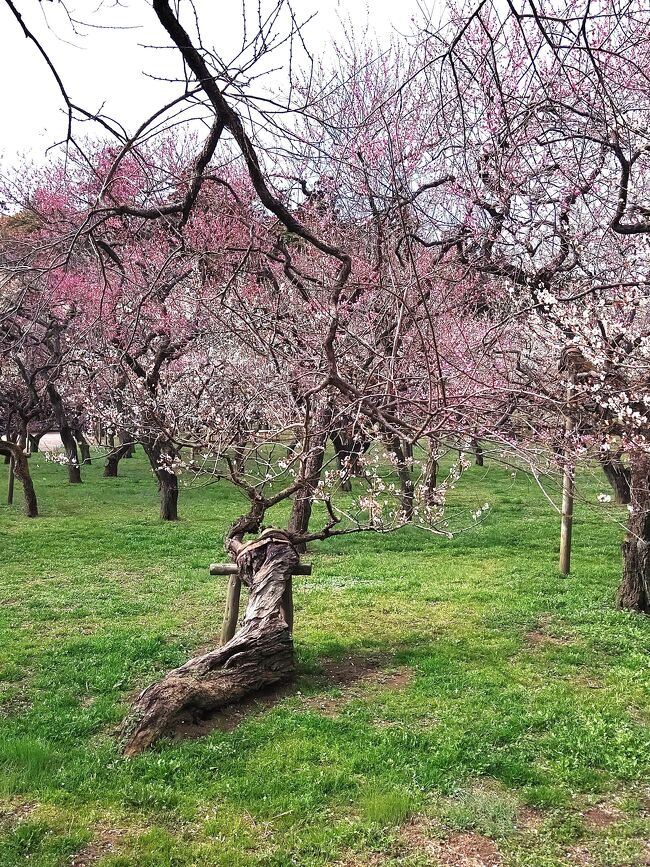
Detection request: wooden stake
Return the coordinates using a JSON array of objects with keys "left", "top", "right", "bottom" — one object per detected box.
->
[
  {"left": 220, "top": 573, "right": 242, "bottom": 644},
  {"left": 559, "top": 370, "right": 576, "bottom": 575}
]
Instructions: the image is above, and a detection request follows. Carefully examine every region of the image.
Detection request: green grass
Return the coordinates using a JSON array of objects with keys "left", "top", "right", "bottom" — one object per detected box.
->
[{"left": 0, "top": 451, "right": 648, "bottom": 866}]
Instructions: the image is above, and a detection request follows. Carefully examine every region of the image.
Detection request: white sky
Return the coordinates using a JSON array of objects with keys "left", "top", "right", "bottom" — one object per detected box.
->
[{"left": 0, "top": 0, "right": 423, "bottom": 166}]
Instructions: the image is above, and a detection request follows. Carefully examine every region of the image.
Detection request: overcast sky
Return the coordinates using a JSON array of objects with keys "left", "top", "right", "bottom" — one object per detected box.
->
[{"left": 0, "top": 0, "right": 423, "bottom": 167}]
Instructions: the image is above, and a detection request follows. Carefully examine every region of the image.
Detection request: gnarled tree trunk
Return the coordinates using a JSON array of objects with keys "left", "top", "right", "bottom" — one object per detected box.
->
[
  {"left": 28, "top": 433, "right": 43, "bottom": 453},
  {"left": 617, "top": 452, "right": 650, "bottom": 614},
  {"left": 46, "top": 385, "right": 82, "bottom": 484},
  {"left": 600, "top": 452, "right": 631, "bottom": 505},
  {"left": 104, "top": 433, "right": 135, "bottom": 477},
  {"left": 288, "top": 402, "right": 333, "bottom": 547},
  {"left": 0, "top": 442, "right": 38, "bottom": 517},
  {"left": 121, "top": 532, "right": 298, "bottom": 755},
  {"left": 142, "top": 440, "right": 179, "bottom": 520}
]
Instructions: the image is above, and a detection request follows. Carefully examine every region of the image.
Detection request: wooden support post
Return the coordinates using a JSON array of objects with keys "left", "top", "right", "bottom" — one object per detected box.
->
[
  {"left": 7, "top": 456, "right": 15, "bottom": 506},
  {"left": 210, "top": 561, "right": 310, "bottom": 643},
  {"left": 220, "top": 573, "right": 242, "bottom": 645},
  {"left": 559, "top": 369, "right": 576, "bottom": 576},
  {"left": 559, "top": 463, "right": 574, "bottom": 575}
]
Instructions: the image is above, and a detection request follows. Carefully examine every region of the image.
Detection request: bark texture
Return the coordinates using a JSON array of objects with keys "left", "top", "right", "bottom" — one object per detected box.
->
[
  {"left": 158, "top": 474, "right": 179, "bottom": 521},
  {"left": 104, "top": 438, "right": 133, "bottom": 478},
  {"left": 600, "top": 453, "right": 631, "bottom": 505},
  {"left": 28, "top": 433, "right": 42, "bottom": 453},
  {"left": 471, "top": 438, "right": 484, "bottom": 466},
  {"left": 142, "top": 440, "right": 179, "bottom": 520},
  {"left": 0, "top": 442, "right": 38, "bottom": 517},
  {"left": 288, "top": 402, "right": 333, "bottom": 546},
  {"left": 617, "top": 452, "right": 650, "bottom": 613},
  {"left": 121, "top": 533, "right": 298, "bottom": 755}
]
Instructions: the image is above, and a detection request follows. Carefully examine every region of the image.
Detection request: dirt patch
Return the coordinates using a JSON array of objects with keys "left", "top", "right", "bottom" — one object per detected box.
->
[
  {"left": 70, "top": 827, "right": 127, "bottom": 866},
  {"left": 299, "top": 658, "right": 413, "bottom": 718},
  {"left": 169, "top": 680, "right": 297, "bottom": 739},
  {"left": 401, "top": 820, "right": 502, "bottom": 866},
  {"left": 525, "top": 614, "right": 575, "bottom": 647},
  {"left": 335, "top": 819, "right": 503, "bottom": 866},
  {"left": 437, "top": 833, "right": 502, "bottom": 866},
  {"left": 332, "top": 856, "right": 386, "bottom": 867},
  {"left": 0, "top": 801, "right": 38, "bottom": 826},
  {"left": 567, "top": 843, "right": 594, "bottom": 865},
  {"left": 582, "top": 806, "right": 624, "bottom": 829},
  {"left": 168, "top": 654, "right": 412, "bottom": 740},
  {"left": 516, "top": 806, "right": 545, "bottom": 830},
  {"left": 317, "top": 654, "right": 402, "bottom": 686}
]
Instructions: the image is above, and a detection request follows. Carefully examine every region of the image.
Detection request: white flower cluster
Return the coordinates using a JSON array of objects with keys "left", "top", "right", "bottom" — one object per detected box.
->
[
  {"left": 155, "top": 454, "right": 189, "bottom": 477},
  {"left": 43, "top": 451, "right": 77, "bottom": 467}
]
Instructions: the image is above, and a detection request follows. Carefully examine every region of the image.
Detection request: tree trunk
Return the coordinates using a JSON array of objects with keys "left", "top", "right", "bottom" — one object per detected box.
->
[
  {"left": 104, "top": 438, "right": 133, "bottom": 478},
  {"left": 600, "top": 453, "right": 631, "bottom": 505},
  {"left": 288, "top": 403, "right": 332, "bottom": 547},
  {"left": 74, "top": 430, "right": 92, "bottom": 465},
  {"left": 61, "top": 429, "right": 82, "bottom": 483},
  {"left": 28, "top": 433, "right": 42, "bottom": 453},
  {"left": 159, "top": 474, "right": 178, "bottom": 521},
  {"left": 7, "top": 456, "right": 15, "bottom": 505},
  {"left": 331, "top": 430, "right": 369, "bottom": 494},
  {"left": 142, "top": 441, "right": 179, "bottom": 520},
  {"left": 389, "top": 436, "right": 414, "bottom": 520},
  {"left": 286, "top": 438, "right": 298, "bottom": 460},
  {"left": 46, "top": 385, "right": 82, "bottom": 484},
  {"left": 423, "top": 438, "right": 439, "bottom": 505},
  {"left": 288, "top": 483, "right": 317, "bottom": 546},
  {"left": 121, "top": 532, "right": 298, "bottom": 755},
  {"left": 617, "top": 452, "right": 650, "bottom": 614},
  {"left": 471, "top": 438, "right": 484, "bottom": 466},
  {"left": 332, "top": 433, "right": 352, "bottom": 492},
  {"left": 0, "top": 443, "right": 38, "bottom": 517}
]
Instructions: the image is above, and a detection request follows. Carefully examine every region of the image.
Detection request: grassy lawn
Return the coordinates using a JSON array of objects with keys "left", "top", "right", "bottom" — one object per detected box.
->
[{"left": 0, "top": 451, "right": 648, "bottom": 866}]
